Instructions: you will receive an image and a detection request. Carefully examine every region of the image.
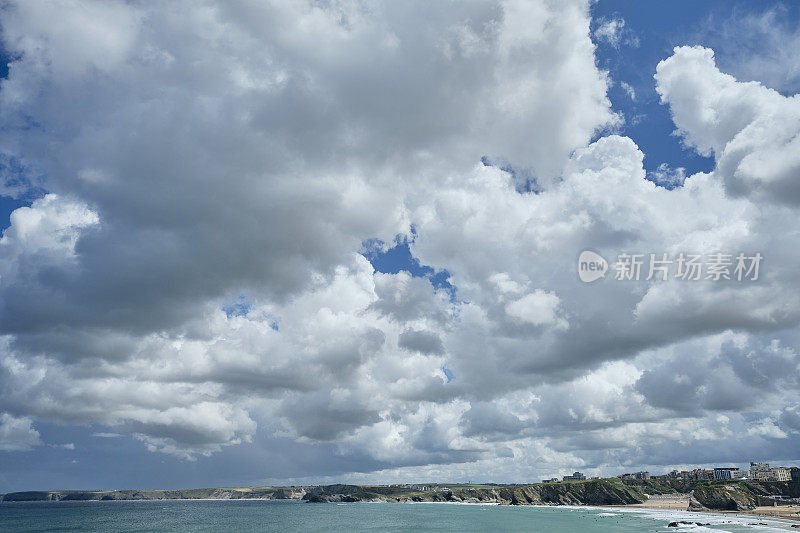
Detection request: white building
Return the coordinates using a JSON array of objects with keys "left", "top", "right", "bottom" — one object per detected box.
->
[
  {"left": 750, "top": 462, "right": 770, "bottom": 480},
  {"left": 749, "top": 462, "right": 791, "bottom": 482},
  {"left": 770, "top": 468, "right": 791, "bottom": 482}
]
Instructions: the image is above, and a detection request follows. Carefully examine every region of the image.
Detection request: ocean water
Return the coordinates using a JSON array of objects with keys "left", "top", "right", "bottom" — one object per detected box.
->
[{"left": 0, "top": 500, "right": 795, "bottom": 532}]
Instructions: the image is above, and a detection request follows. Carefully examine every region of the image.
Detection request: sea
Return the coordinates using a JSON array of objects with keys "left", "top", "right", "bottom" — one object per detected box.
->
[{"left": 0, "top": 500, "right": 796, "bottom": 532}]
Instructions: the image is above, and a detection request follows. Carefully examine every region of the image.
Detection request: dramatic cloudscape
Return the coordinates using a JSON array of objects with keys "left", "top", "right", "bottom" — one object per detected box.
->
[{"left": 0, "top": 0, "right": 799, "bottom": 491}]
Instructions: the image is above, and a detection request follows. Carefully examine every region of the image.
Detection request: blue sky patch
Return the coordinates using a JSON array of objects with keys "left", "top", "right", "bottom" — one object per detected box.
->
[
  {"left": 442, "top": 366, "right": 456, "bottom": 383},
  {"left": 222, "top": 294, "right": 251, "bottom": 318},
  {"left": 362, "top": 234, "right": 456, "bottom": 300}
]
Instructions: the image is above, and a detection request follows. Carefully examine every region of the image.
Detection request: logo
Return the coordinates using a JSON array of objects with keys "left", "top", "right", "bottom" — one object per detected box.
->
[
  {"left": 578, "top": 250, "right": 608, "bottom": 283},
  {"left": 577, "top": 250, "right": 762, "bottom": 283}
]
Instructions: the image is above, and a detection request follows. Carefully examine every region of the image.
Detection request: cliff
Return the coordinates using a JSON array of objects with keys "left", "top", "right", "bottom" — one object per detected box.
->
[
  {"left": 302, "top": 479, "right": 647, "bottom": 505},
  {"left": 0, "top": 480, "right": 645, "bottom": 505},
  {"left": 0, "top": 487, "right": 305, "bottom": 502},
  {"left": 3, "top": 479, "right": 798, "bottom": 512},
  {"left": 688, "top": 480, "right": 800, "bottom": 511}
]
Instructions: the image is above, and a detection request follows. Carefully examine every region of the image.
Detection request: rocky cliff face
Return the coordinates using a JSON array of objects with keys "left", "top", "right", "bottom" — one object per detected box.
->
[
  {"left": 301, "top": 480, "right": 648, "bottom": 505},
  {"left": 741, "top": 481, "right": 800, "bottom": 499},
  {"left": 3, "top": 480, "right": 797, "bottom": 511},
  {"left": 687, "top": 480, "right": 800, "bottom": 511},
  {"left": 689, "top": 484, "right": 758, "bottom": 511}
]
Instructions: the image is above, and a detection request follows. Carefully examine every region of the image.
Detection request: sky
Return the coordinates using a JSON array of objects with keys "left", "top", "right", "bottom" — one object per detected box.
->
[{"left": 1, "top": 0, "right": 800, "bottom": 492}]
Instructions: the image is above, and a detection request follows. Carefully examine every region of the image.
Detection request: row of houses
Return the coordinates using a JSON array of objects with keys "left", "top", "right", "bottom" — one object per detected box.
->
[
  {"left": 653, "top": 463, "right": 798, "bottom": 482},
  {"left": 548, "top": 462, "right": 799, "bottom": 484},
  {"left": 652, "top": 468, "right": 723, "bottom": 481},
  {"left": 392, "top": 484, "right": 449, "bottom": 492},
  {"left": 747, "top": 462, "right": 796, "bottom": 482},
  {"left": 619, "top": 471, "right": 651, "bottom": 480}
]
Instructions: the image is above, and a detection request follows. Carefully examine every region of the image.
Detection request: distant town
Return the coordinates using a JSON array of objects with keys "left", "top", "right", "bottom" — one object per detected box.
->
[
  {"left": 543, "top": 462, "right": 799, "bottom": 484},
  {"left": 379, "top": 461, "right": 800, "bottom": 494}
]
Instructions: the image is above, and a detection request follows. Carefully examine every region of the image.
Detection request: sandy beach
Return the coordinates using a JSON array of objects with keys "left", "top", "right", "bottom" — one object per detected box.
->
[
  {"left": 744, "top": 505, "right": 800, "bottom": 521},
  {"left": 615, "top": 494, "right": 800, "bottom": 523}
]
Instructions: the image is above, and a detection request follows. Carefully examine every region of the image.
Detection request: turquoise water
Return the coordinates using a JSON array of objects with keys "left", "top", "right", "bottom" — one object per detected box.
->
[{"left": 0, "top": 500, "right": 794, "bottom": 532}]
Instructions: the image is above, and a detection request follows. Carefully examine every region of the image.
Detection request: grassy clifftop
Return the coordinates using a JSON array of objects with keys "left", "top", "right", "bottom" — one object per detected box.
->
[
  {"left": 0, "top": 486, "right": 305, "bottom": 502},
  {"left": 3, "top": 479, "right": 797, "bottom": 511},
  {"left": 303, "top": 479, "right": 648, "bottom": 505},
  {"left": 0, "top": 480, "right": 646, "bottom": 505},
  {"left": 622, "top": 478, "right": 800, "bottom": 511}
]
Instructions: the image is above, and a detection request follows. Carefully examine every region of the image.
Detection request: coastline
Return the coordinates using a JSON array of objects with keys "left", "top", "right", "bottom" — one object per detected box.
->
[
  {"left": 409, "top": 500, "right": 800, "bottom": 528},
  {"left": 4, "top": 497, "right": 798, "bottom": 531},
  {"left": 4, "top": 479, "right": 800, "bottom": 525},
  {"left": 606, "top": 493, "right": 800, "bottom": 525},
  {"left": 597, "top": 504, "right": 800, "bottom": 530}
]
